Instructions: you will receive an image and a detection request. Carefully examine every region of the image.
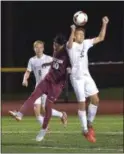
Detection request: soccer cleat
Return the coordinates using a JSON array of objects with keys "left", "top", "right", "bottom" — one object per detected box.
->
[
  {"left": 60, "top": 112, "right": 67, "bottom": 127},
  {"left": 83, "top": 131, "right": 96, "bottom": 143},
  {"left": 36, "top": 129, "right": 46, "bottom": 142},
  {"left": 9, "top": 110, "right": 22, "bottom": 121},
  {"left": 88, "top": 125, "right": 95, "bottom": 137}
]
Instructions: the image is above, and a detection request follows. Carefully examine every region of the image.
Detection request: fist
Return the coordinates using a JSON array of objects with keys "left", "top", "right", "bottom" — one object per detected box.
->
[
  {"left": 102, "top": 16, "right": 109, "bottom": 24},
  {"left": 70, "top": 24, "right": 76, "bottom": 31},
  {"left": 22, "top": 80, "right": 28, "bottom": 87}
]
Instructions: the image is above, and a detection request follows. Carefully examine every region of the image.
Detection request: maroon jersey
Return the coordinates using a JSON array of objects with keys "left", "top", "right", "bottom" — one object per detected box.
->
[{"left": 45, "top": 47, "right": 70, "bottom": 85}]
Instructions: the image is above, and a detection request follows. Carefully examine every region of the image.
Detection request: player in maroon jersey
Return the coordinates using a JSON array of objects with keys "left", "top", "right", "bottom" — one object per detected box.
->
[{"left": 9, "top": 34, "right": 71, "bottom": 141}]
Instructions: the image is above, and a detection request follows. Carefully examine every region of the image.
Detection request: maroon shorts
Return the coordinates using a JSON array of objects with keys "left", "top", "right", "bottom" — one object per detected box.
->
[{"left": 36, "top": 78, "right": 63, "bottom": 102}]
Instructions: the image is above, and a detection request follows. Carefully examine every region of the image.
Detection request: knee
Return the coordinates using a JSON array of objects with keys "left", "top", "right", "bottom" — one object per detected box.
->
[
  {"left": 34, "top": 104, "right": 41, "bottom": 116},
  {"left": 78, "top": 101, "right": 86, "bottom": 111},
  {"left": 91, "top": 95, "right": 99, "bottom": 106},
  {"left": 34, "top": 105, "right": 37, "bottom": 112}
]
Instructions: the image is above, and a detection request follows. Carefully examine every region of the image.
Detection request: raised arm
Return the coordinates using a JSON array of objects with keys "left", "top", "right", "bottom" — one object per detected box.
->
[
  {"left": 42, "top": 62, "right": 53, "bottom": 68},
  {"left": 22, "top": 70, "right": 31, "bottom": 87},
  {"left": 93, "top": 16, "right": 109, "bottom": 45},
  {"left": 66, "top": 25, "right": 76, "bottom": 49}
]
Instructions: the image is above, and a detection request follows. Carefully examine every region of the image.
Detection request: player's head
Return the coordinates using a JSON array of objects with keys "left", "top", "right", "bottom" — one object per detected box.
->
[
  {"left": 53, "top": 34, "right": 66, "bottom": 52},
  {"left": 74, "top": 27, "right": 85, "bottom": 43},
  {"left": 33, "top": 40, "right": 44, "bottom": 57}
]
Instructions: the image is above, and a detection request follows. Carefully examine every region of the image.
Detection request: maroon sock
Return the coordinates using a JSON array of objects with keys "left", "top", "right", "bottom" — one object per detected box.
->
[{"left": 42, "top": 99, "right": 52, "bottom": 129}]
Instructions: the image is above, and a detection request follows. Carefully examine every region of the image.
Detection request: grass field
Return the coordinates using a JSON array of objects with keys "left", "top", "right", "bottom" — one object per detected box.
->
[{"left": 2, "top": 115, "right": 123, "bottom": 153}]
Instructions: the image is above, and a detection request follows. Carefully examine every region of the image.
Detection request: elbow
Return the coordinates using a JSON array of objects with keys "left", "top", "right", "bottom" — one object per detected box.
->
[
  {"left": 99, "top": 37, "right": 105, "bottom": 42},
  {"left": 101, "top": 38, "right": 104, "bottom": 42},
  {"left": 67, "top": 45, "right": 72, "bottom": 49}
]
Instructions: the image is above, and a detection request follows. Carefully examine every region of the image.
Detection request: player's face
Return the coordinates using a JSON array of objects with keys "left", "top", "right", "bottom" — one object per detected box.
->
[
  {"left": 75, "top": 30, "right": 85, "bottom": 43},
  {"left": 53, "top": 42, "right": 63, "bottom": 52},
  {"left": 34, "top": 43, "right": 44, "bottom": 56}
]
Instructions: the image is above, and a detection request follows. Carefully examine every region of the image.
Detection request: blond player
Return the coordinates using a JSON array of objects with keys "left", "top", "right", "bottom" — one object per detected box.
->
[
  {"left": 66, "top": 16, "right": 109, "bottom": 142},
  {"left": 9, "top": 40, "right": 67, "bottom": 127}
]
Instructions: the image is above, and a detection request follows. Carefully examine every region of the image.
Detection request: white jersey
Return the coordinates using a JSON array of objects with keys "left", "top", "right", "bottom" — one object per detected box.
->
[
  {"left": 27, "top": 54, "right": 53, "bottom": 87},
  {"left": 66, "top": 39, "right": 94, "bottom": 79}
]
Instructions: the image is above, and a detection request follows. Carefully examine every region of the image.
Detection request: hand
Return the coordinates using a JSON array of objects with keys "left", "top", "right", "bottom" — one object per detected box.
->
[
  {"left": 42, "top": 63, "right": 47, "bottom": 68},
  {"left": 22, "top": 80, "right": 28, "bottom": 87},
  {"left": 66, "top": 67, "right": 72, "bottom": 74},
  {"left": 102, "top": 16, "right": 109, "bottom": 24},
  {"left": 70, "top": 24, "right": 76, "bottom": 31}
]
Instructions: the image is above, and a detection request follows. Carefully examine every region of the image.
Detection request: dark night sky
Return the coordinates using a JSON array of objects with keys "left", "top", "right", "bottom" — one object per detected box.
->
[{"left": 1, "top": 1, "right": 124, "bottom": 67}]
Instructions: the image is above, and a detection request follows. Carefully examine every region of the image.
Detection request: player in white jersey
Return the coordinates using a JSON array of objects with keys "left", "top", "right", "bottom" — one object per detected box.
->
[
  {"left": 9, "top": 40, "right": 67, "bottom": 127},
  {"left": 66, "top": 16, "right": 109, "bottom": 143}
]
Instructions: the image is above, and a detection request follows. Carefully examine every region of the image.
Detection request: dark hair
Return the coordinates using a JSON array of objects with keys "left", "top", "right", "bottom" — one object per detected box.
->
[
  {"left": 75, "top": 27, "right": 85, "bottom": 34},
  {"left": 54, "top": 33, "right": 67, "bottom": 45}
]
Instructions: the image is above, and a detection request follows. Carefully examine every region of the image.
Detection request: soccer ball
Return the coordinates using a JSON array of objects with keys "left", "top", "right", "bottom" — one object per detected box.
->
[{"left": 73, "top": 11, "right": 88, "bottom": 26}]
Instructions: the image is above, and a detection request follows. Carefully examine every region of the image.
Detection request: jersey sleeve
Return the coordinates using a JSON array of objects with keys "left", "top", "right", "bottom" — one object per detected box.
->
[
  {"left": 27, "top": 58, "right": 32, "bottom": 72},
  {"left": 66, "top": 41, "right": 73, "bottom": 52},
  {"left": 84, "top": 39, "right": 94, "bottom": 51},
  {"left": 48, "top": 56, "right": 53, "bottom": 62}
]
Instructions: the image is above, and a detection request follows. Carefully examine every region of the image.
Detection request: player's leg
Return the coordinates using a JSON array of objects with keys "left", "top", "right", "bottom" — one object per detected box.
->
[
  {"left": 9, "top": 110, "right": 23, "bottom": 121},
  {"left": 70, "top": 76, "right": 87, "bottom": 132},
  {"left": 70, "top": 75, "right": 96, "bottom": 143},
  {"left": 34, "top": 97, "right": 45, "bottom": 126},
  {"left": 9, "top": 80, "right": 47, "bottom": 121},
  {"left": 36, "top": 98, "right": 52, "bottom": 141},
  {"left": 87, "top": 94, "right": 99, "bottom": 138},
  {"left": 36, "top": 83, "right": 66, "bottom": 142},
  {"left": 85, "top": 76, "right": 99, "bottom": 136},
  {"left": 41, "top": 93, "right": 67, "bottom": 127},
  {"left": 52, "top": 109, "right": 67, "bottom": 126},
  {"left": 70, "top": 76, "right": 95, "bottom": 142},
  {"left": 88, "top": 94, "right": 99, "bottom": 126},
  {"left": 34, "top": 94, "right": 67, "bottom": 127}
]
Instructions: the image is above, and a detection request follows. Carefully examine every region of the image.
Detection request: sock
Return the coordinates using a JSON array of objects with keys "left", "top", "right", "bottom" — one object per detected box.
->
[
  {"left": 87, "top": 103, "right": 98, "bottom": 125},
  {"left": 17, "top": 111, "right": 23, "bottom": 118},
  {"left": 78, "top": 110, "right": 88, "bottom": 133},
  {"left": 42, "top": 99, "right": 52, "bottom": 129},
  {"left": 36, "top": 115, "right": 44, "bottom": 126},
  {"left": 52, "top": 109, "right": 63, "bottom": 118}
]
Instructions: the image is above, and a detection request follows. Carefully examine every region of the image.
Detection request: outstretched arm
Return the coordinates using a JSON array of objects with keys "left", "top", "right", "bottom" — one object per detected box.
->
[
  {"left": 66, "top": 25, "right": 76, "bottom": 49},
  {"left": 22, "top": 70, "right": 31, "bottom": 87},
  {"left": 93, "top": 16, "right": 109, "bottom": 45},
  {"left": 42, "top": 62, "right": 53, "bottom": 68}
]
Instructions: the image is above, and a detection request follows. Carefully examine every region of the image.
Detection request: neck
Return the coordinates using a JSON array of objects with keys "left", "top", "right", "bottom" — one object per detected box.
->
[
  {"left": 36, "top": 53, "right": 43, "bottom": 58},
  {"left": 59, "top": 46, "right": 64, "bottom": 51},
  {"left": 75, "top": 41, "right": 83, "bottom": 44}
]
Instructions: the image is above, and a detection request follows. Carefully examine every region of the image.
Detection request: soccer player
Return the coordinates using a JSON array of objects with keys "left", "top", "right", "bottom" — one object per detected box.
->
[
  {"left": 9, "top": 40, "right": 67, "bottom": 127},
  {"left": 66, "top": 16, "right": 109, "bottom": 143},
  {"left": 9, "top": 34, "right": 71, "bottom": 141}
]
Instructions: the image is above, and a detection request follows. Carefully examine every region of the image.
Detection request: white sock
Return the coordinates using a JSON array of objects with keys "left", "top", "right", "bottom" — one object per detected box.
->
[
  {"left": 17, "top": 111, "right": 23, "bottom": 118},
  {"left": 78, "top": 110, "right": 88, "bottom": 132},
  {"left": 88, "top": 103, "right": 98, "bottom": 124},
  {"left": 36, "top": 115, "right": 44, "bottom": 126},
  {"left": 52, "top": 109, "right": 63, "bottom": 118},
  {"left": 40, "top": 128, "right": 47, "bottom": 136}
]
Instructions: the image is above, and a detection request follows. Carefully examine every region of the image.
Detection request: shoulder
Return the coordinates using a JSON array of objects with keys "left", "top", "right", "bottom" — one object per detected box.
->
[
  {"left": 44, "top": 54, "right": 53, "bottom": 61},
  {"left": 66, "top": 42, "right": 78, "bottom": 50},
  {"left": 66, "top": 41, "right": 77, "bottom": 47},
  {"left": 28, "top": 56, "right": 37, "bottom": 63},
  {"left": 83, "top": 39, "right": 94, "bottom": 45}
]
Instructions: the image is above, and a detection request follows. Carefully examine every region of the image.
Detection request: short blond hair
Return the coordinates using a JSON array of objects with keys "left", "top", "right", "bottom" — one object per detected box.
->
[{"left": 33, "top": 40, "right": 45, "bottom": 48}]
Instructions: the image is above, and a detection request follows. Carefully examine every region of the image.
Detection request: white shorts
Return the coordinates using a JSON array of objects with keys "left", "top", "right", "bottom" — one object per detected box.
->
[
  {"left": 70, "top": 74, "right": 99, "bottom": 102},
  {"left": 34, "top": 94, "right": 47, "bottom": 107}
]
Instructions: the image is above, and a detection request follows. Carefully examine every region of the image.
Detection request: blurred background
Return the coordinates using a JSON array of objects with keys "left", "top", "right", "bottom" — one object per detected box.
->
[{"left": 1, "top": 1, "right": 124, "bottom": 101}]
